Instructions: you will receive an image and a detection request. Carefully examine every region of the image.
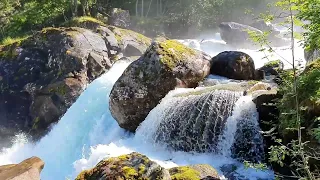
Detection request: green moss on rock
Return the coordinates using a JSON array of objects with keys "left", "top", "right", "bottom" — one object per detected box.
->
[
  {"left": 305, "top": 58, "right": 320, "bottom": 72},
  {"left": 169, "top": 164, "right": 219, "bottom": 180},
  {"left": 75, "top": 152, "right": 168, "bottom": 180},
  {"left": 0, "top": 43, "right": 20, "bottom": 59},
  {"left": 264, "top": 60, "right": 282, "bottom": 67},
  {"left": 169, "top": 166, "right": 201, "bottom": 180},
  {"left": 157, "top": 40, "right": 197, "bottom": 70},
  {"left": 62, "top": 16, "right": 106, "bottom": 29},
  {"left": 110, "top": 26, "right": 151, "bottom": 46},
  {"left": 122, "top": 166, "right": 138, "bottom": 178}
]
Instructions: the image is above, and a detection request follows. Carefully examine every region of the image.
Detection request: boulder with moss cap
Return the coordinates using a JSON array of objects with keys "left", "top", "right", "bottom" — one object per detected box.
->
[
  {"left": 109, "top": 39, "right": 211, "bottom": 131},
  {"left": 76, "top": 152, "right": 171, "bottom": 180}
]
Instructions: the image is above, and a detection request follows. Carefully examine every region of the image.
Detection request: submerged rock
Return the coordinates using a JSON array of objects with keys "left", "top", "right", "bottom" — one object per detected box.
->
[
  {"left": 210, "top": 51, "right": 255, "bottom": 80},
  {"left": 76, "top": 152, "right": 170, "bottom": 180},
  {"left": 169, "top": 164, "right": 220, "bottom": 180},
  {"left": 0, "top": 157, "right": 44, "bottom": 180},
  {"left": 110, "top": 39, "right": 211, "bottom": 131}
]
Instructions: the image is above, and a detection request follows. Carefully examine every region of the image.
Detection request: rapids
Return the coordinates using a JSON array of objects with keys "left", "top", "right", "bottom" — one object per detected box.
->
[{"left": 0, "top": 31, "right": 305, "bottom": 180}]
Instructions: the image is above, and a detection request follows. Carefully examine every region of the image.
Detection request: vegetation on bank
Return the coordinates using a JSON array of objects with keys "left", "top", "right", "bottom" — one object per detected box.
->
[{"left": 0, "top": 0, "right": 274, "bottom": 43}]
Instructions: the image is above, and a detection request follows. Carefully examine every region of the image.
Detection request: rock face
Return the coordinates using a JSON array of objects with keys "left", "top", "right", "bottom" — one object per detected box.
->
[
  {"left": 109, "top": 40, "right": 211, "bottom": 131},
  {"left": 219, "top": 22, "right": 289, "bottom": 48},
  {"left": 107, "top": 26, "right": 152, "bottom": 57},
  {"left": 109, "top": 8, "right": 130, "bottom": 28},
  {"left": 210, "top": 51, "right": 255, "bottom": 80},
  {"left": 0, "top": 25, "right": 151, "bottom": 143},
  {"left": 169, "top": 165, "right": 220, "bottom": 180},
  {"left": 304, "top": 48, "right": 320, "bottom": 63},
  {"left": 0, "top": 157, "right": 44, "bottom": 180},
  {"left": 76, "top": 152, "right": 171, "bottom": 180}
]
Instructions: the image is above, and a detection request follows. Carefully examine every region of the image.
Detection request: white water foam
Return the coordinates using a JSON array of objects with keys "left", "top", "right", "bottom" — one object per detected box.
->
[
  {"left": 217, "top": 95, "right": 259, "bottom": 157},
  {"left": 179, "top": 32, "right": 305, "bottom": 70}
]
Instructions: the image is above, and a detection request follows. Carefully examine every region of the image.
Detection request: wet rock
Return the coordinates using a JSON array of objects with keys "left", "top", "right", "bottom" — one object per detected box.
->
[
  {"left": 169, "top": 164, "right": 220, "bottom": 180},
  {"left": 210, "top": 51, "right": 255, "bottom": 80},
  {"left": 75, "top": 152, "right": 170, "bottom": 180},
  {"left": 0, "top": 157, "right": 44, "bottom": 180},
  {"left": 110, "top": 39, "right": 211, "bottom": 131},
  {"left": 0, "top": 27, "right": 111, "bottom": 140},
  {"left": 220, "top": 164, "right": 245, "bottom": 180},
  {"left": 109, "top": 8, "right": 131, "bottom": 28},
  {"left": 258, "top": 60, "right": 284, "bottom": 77}
]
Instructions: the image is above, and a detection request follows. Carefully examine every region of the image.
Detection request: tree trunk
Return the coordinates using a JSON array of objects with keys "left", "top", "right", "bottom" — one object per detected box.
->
[
  {"left": 156, "top": 0, "right": 159, "bottom": 16},
  {"left": 73, "top": 0, "right": 78, "bottom": 17},
  {"left": 141, "top": 0, "right": 144, "bottom": 17},
  {"left": 146, "top": 0, "right": 153, "bottom": 17},
  {"left": 136, "top": 0, "right": 139, "bottom": 16}
]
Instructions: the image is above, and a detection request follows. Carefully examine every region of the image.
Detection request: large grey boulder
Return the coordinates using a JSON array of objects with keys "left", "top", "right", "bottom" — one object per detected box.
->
[{"left": 109, "top": 39, "right": 211, "bottom": 131}]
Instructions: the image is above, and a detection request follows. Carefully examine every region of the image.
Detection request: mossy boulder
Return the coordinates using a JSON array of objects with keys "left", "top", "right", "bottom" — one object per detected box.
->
[
  {"left": 109, "top": 39, "right": 211, "bottom": 131},
  {"left": 0, "top": 27, "right": 112, "bottom": 142},
  {"left": 169, "top": 164, "right": 220, "bottom": 180},
  {"left": 76, "top": 152, "right": 171, "bottom": 180},
  {"left": 108, "top": 26, "right": 152, "bottom": 57},
  {"left": 62, "top": 16, "right": 107, "bottom": 30},
  {"left": 210, "top": 51, "right": 255, "bottom": 80}
]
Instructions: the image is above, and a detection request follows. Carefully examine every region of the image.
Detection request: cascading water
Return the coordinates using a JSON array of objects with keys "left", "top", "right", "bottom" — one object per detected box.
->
[
  {"left": 136, "top": 90, "right": 242, "bottom": 153},
  {"left": 0, "top": 30, "right": 305, "bottom": 180},
  {"left": 136, "top": 89, "right": 265, "bottom": 163}
]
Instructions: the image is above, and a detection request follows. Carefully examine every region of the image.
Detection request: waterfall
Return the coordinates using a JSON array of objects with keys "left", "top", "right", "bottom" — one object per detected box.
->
[
  {"left": 136, "top": 89, "right": 264, "bottom": 163},
  {"left": 217, "top": 96, "right": 264, "bottom": 163},
  {"left": 137, "top": 90, "right": 242, "bottom": 153}
]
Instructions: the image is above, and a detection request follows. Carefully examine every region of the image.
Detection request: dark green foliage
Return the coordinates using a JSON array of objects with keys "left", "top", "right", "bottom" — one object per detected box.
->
[
  {"left": 0, "top": 0, "right": 70, "bottom": 42},
  {"left": 277, "top": 61, "right": 320, "bottom": 141},
  {"left": 0, "top": 0, "right": 274, "bottom": 42},
  {"left": 297, "top": 0, "right": 320, "bottom": 50}
]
